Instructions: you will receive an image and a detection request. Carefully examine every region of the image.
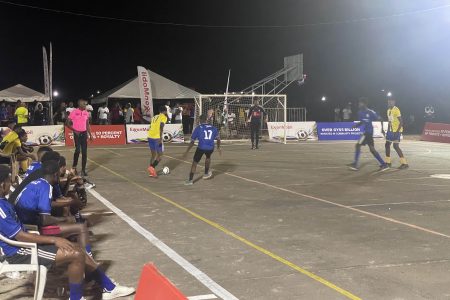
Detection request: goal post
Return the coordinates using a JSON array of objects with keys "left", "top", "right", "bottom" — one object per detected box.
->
[{"left": 195, "top": 94, "right": 288, "bottom": 144}]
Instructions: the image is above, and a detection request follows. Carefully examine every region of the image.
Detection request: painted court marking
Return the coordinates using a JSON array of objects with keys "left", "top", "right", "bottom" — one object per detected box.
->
[
  {"left": 350, "top": 199, "right": 450, "bottom": 208},
  {"left": 188, "top": 294, "right": 218, "bottom": 300},
  {"left": 87, "top": 189, "right": 237, "bottom": 300},
  {"left": 166, "top": 155, "right": 450, "bottom": 240},
  {"left": 87, "top": 157, "right": 361, "bottom": 300}
]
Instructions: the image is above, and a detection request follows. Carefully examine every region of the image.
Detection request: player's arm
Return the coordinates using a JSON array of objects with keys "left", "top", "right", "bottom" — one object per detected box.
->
[
  {"left": 247, "top": 107, "right": 253, "bottom": 123},
  {"left": 159, "top": 122, "right": 165, "bottom": 145},
  {"left": 352, "top": 121, "right": 363, "bottom": 129},
  {"left": 16, "top": 145, "right": 35, "bottom": 160},
  {"left": 262, "top": 107, "right": 268, "bottom": 123},
  {"left": 38, "top": 185, "right": 75, "bottom": 225},
  {"left": 86, "top": 118, "right": 93, "bottom": 141},
  {"left": 396, "top": 112, "right": 403, "bottom": 133},
  {"left": 65, "top": 114, "right": 76, "bottom": 133}
]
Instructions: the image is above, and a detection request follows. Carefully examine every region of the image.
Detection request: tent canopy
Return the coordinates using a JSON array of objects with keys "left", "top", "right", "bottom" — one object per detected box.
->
[
  {"left": 92, "top": 69, "right": 200, "bottom": 104},
  {"left": 0, "top": 84, "right": 49, "bottom": 102}
]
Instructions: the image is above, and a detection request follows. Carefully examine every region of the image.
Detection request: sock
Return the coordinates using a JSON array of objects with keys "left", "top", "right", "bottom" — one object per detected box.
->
[
  {"left": 189, "top": 172, "right": 194, "bottom": 181},
  {"left": 151, "top": 160, "right": 159, "bottom": 168},
  {"left": 373, "top": 152, "right": 385, "bottom": 165},
  {"left": 85, "top": 244, "right": 92, "bottom": 258},
  {"left": 74, "top": 211, "right": 83, "bottom": 223},
  {"left": 92, "top": 268, "right": 116, "bottom": 292},
  {"left": 354, "top": 148, "right": 361, "bottom": 165},
  {"left": 400, "top": 157, "right": 407, "bottom": 165},
  {"left": 385, "top": 156, "right": 391, "bottom": 164},
  {"left": 69, "top": 282, "right": 83, "bottom": 300}
]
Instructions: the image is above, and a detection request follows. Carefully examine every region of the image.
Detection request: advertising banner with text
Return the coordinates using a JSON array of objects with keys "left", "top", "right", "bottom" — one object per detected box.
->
[
  {"left": 65, "top": 125, "right": 126, "bottom": 146},
  {"left": 421, "top": 122, "right": 450, "bottom": 143},
  {"left": 317, "top": 122, "right": 389, "bottom": 140},
  {"left": 267, "top": 122, "right": 317, "bottom": 142},
  {"left": 126, "top": 124, "right": 185, "bottom": 144}
]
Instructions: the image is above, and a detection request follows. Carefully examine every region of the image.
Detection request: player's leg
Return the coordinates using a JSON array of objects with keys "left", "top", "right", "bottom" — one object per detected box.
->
[
  {"left": 203, "top": 151, "right": 213, "bottom": 179},
  {"left": 349, "top": 134, "right": 364, "bottom": 170},
  {"left": 147, "top": 139, "right": 158, "bottom": 177},
  {"left": 250, "top": 123, "right": 256, "bottom": 149},
  {"left": 393, "top": 140, "right": 409, "bottom": 169},
  {"left": 72, "top": 133, "right": 81, "bottom": 172},
  {"left": 186, "top": 148, "right": 202, "bottom": 185},
  {"left": 42, "top": 222, "right": 93, "bottom": 258},
  {"left": 149, "top": 142, "right": 164, "bottom": 177},
  {"left": 385, "top": 140, "right": 392, "bottom": 167},
  {"left": 255, "top": 122, "right": 261, "bottom": 149},
  {"left": 80, "top": 132, "right": 88, "bottom": 176},
  {"left": 368, "top": 138, "right": 389, "bottom": 170}
]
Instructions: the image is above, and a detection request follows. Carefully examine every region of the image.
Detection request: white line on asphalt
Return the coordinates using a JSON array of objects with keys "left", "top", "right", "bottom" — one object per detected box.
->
[
  {"left": 88, "top": 189, "right": 237, "bottom": 300},
  {"left": 188, "top": 294, "right": 219, "bottom": 300}
]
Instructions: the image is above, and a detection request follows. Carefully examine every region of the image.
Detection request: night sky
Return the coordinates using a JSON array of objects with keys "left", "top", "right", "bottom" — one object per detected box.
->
[{"left": 1, "top": 0, "right": 450, "bottom": 121}]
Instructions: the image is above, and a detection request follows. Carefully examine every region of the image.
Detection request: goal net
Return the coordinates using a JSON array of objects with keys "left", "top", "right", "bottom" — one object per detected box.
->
[{"left": 195, "top": 94, "right": 287, "bottom": 143}]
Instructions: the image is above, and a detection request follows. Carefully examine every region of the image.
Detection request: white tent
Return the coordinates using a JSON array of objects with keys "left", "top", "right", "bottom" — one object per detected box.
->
[
  {"left": 92, "top": 69, "right": 200, "bottom": 104},
  {"left": 0, "top": 84, "right": 49, "bottom": 102}
]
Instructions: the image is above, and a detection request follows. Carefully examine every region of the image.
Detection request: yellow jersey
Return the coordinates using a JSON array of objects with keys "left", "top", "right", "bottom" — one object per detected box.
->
[
  {"left": 0, "top": 131, "right": 21, "bottom": 155},
  {"left": 15, "top": 107, "right": 29, "bottom": 124},
  {"left": 387, "top": 106, "right": 402, "bottom": 132},
  {"left": 147, "top": 114, "right": 168, "bottom": 139}
]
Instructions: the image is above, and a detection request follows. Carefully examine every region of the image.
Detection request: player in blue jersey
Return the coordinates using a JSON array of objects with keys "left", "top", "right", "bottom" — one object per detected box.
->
[
  {"left": 0, "top": 166, "right": 135, "bottom": 300},
  {"left": 184, "top": 114, "right": 222, "bottom": 185},
  {"left": 24, "top": 146, "right": 53, "bottom": 178},
  {"left": 348, "top": 98, "right": 389, "bottom": 171}
]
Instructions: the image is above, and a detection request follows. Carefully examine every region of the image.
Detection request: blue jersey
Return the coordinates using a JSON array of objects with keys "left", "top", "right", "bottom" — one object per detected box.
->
[
  {"left": 0, "top": 199, "right": 26, "bottom": 256},
  {"left": 24, "top": 161, "right": 42, "bottom": 178},
  {"left": 358, "top": 109, "right": 379, "bottom": 134},
  {"left": 15, "top": 178, "right": 53, "bottom": 225},
  {"left": 191, "top": 123, "right": 219, "bottom": 151}
]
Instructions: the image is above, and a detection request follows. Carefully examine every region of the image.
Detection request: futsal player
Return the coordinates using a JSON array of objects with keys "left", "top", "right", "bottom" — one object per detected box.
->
[
  {"left": 247, "top": 98, "right": 268, "bottom": 149},
  {"left": 184, "top": 114, "right": 221, "bottom": 185},
  {"left": 147, "top": 106, "right": 168, "bottom": 178},
  {"left": 384, "top": 98, "right": 409, "bottom": 169},
  {"left": 348, "top": 98, "right": 389, "bottom": 171}
]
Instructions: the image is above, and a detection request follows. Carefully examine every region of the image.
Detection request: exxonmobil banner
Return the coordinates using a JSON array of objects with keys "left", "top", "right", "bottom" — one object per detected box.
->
[
  {"left": 65, "top": 125, "right": 126, "bottom": 146},
  {"left": 137, "top": 66, "right": 153, "bottom": 121},
  {"left": 421, "top": 122, "right": 450, "bottom": 143}
]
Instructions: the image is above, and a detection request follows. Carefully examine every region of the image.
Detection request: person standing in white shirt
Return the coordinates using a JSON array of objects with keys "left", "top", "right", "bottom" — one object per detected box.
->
[
  {"left": 342, "top": 103, "right": 352, "bottom": 121},
  {"left": 165, "top": 101, "right": 172, "bottom": 124},
  {"left": 173, "top": 103, "right": 183, "bottom": 124},
  {"left": 66, "top": 101, "right": 75, "bottom": 114},
  {"left": 97, "top": 103, "right": 109, "bottom": 125}
]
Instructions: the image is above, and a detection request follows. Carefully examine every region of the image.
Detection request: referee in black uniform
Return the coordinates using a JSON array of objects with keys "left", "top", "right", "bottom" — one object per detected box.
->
[{"left": 247, "top": 98, "right": 268, "bottom": 149}]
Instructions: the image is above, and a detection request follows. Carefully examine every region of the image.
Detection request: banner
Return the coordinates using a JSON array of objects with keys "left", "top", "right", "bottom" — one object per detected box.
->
[
  {"left": 126, "top": 124, "right": 185, "bottom": 144},
  {"left": 317, "top": 122, "right": 389, "bottom": 140},
  {"left": 267, "top": 122, "right": 317, "bottom": 142},
  {"left": 65, "top": 125, "right": 126, "bottom": 146},
  {"left": 421, "top": 122, "right": 450, "bottom": 143},
  {"left": 137, "top": 66, "right": 153, "bottom": 121},
  {"left": 0, "top": 125, "right": 65, "bottom": 146}
]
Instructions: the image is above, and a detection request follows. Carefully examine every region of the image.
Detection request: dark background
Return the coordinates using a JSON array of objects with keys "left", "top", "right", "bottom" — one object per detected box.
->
[{"left": 1, "top": 0, "right": 450, "bottom": 122}]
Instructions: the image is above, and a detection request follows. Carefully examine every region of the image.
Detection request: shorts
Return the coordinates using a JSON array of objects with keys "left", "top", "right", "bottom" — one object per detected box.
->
[
  {"left": 386, "top": 131, "right": 401, "bottom": 143},
  {"left": 6, "top": 244, "right": 57, "bottom": 268},
  {"left": 193, "top": 148, "right": 213, "bottom": 163},
  {"left": 40, "top": 225, "right": 62, "bottom": 235},
  {"left": 358, "top": 133, "right": 374, "bottom": 146},
  {"left": 148, "top": 138, "right": 164, "bottom": 153}
]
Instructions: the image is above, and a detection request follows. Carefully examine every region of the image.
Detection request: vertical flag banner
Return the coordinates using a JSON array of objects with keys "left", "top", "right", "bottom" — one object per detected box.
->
[
  {"left": 42, "top": 46, "right": 49, "bottom": 97},
  {"left": 137, "top": 66, "right": 153, "bottom": 121}
]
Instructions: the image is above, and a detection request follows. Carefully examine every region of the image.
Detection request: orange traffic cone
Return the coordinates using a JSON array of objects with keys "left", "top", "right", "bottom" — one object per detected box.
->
[{"left": 135, "top": 263, "right": 188, "bottom": 300}]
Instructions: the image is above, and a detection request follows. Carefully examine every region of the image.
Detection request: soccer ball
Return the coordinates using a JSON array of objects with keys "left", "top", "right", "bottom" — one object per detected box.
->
[
  {"left": 162, "top": 166, "right": 170, "bottom": 175},
  {"left": 297, "top": 130, "right": 309, "bottom": 141},
  {"left": 38, "top": 135, "right": 53, "bottom": 145},
  {"left": 162, "top": 132, "right": 173, "bottom": 143}
]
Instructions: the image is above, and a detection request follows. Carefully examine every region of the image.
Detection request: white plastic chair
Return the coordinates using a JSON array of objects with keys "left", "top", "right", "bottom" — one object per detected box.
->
[{"left": 0, "top": 233, "right": 47, "bottom": 300}]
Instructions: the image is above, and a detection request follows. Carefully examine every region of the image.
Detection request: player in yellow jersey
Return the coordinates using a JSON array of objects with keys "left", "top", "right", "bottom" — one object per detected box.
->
[
  {"left": 147, "top": 106, "right": 168, "bottom": 177},
  {"left": 384, "top": 98, "right": 408, "bottom": 169}
]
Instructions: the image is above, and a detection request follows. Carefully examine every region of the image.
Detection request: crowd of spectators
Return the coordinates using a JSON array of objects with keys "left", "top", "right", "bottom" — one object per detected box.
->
[{"left": 0, "top": 100, "right": 50, "bottom": 127}]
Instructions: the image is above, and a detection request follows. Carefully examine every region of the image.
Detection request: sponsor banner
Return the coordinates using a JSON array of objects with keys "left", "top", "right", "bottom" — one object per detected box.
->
[
  {"left": 65, "top": 125, "right": 126, "bottom": 146},
  {"left": 0, "top": 125, "right": 65, "bottom": 146},
  {"left": 421, "top": 122, "right": 450, "bottom": 143},
  {"left": 317, "top": 122, "right": 389, "bottom": 140},
  {"left": 137, "top": 66, "right": 153, "bottom": 121},
  {"left": 126, "top": 124, "right": 185, "bottom": 144},
  {"left": 267, "top": 122, "right": 317, "bottom": 142}
]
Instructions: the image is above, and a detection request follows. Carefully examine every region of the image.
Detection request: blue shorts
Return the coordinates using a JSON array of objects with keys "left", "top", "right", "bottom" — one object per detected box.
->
[
  {"left": 148, "top": 138, "right": 164, "bottom": 153},
  {"left": 386, "top": 131, "right": 401, "bottom": 143}
]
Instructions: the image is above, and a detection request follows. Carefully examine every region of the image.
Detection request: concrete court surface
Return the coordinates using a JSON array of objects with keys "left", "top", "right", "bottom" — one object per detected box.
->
[{"left": 2, "top": 139, "right": 450, "bottom": 300}]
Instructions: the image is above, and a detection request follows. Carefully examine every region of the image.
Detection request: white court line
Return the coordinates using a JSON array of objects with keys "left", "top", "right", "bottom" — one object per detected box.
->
[
  {"left": 188, "top": 294, "right": 219, "bottom": 300},
  {"left": 350, "top": 199, "right": 450, "bottom": 208},
  {"left": 88, "top": 189, "right": 238, "bottom": 300}
]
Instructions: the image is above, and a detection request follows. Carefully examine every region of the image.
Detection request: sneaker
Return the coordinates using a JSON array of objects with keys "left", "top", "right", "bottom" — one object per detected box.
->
[
  {"left": 147, "top": 166, "right": 157, "bottom": 178},
  {"left": 203, "top": 172, "right": 213, "bottom": 179},
  {"left": 81, "top": 170, "right": 88, "bottom": 177},
  {"left": 255, "top": 145, "right": 259, "bottom": 149},
  {"left": 378, "top": 164, "right": 390, "bottom": 172},
  {"left": 102, "top": 284, "right": 135, "bottom": 299},
  {"left": 84, "top": 182, "right": 96, "bottom": 190},
  {"left": 251, "top": 145, "right": 255, "bottom": 150},
  {"left": 398, "top": 164, "right": 409, "bottom": 169},
  {"left": 184, "top": 180, "right": 193, "bottom": 186},
  {"left": 386, "top": 163, "right": 392, "bottom": 167},
  {"left": 347, "top": 163, "right": 359, "bottom": 171}
]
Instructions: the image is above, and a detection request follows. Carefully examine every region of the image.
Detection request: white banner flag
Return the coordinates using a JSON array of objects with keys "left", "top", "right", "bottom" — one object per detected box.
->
[
  {"left": 137, "top": 66, "right": 153, "bottom": 121},
  {"left": 42, "top": 46, "right": 49, "bottom": 97}
]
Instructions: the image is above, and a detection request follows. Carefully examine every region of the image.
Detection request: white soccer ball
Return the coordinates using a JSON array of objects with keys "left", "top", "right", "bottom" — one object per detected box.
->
[
  {"left": 38, "top": 134, "right": 53, "bottom": 145},
  {"left": 162, "top": 132, "right": 173, "bottom": 143},
  {"left": 162, "top": 166, "right": 170, "bottom": 175},
  {"left": 297, "top": 130, "right": 309, "bottom": 141}
]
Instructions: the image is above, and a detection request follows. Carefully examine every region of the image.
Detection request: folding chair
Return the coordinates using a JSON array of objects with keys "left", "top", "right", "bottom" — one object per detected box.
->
[{"left": 0, "top": 233, "right": 47, "bottom": 300}]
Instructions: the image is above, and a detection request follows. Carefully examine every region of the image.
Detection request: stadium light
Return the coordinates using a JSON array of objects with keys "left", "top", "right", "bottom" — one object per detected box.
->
[
  {"left": 53, "top": 90, "right": 59, "bottom": 97},
  {"left": 321, "top": 96, "right": 327, "bottom": 102},
  {"left": 387, "top": 91, "right": 392, "bottom": 97},
  {"left": 96, "top": 90, "right": 101, "bottom": 94}
]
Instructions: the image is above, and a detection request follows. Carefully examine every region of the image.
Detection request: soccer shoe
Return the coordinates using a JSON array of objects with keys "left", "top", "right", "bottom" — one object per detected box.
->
[
  {"left": 378, "top": 164, "right": 390, "bottom": 172},
  {"left": 184, "top": 180, "right": 193, "bottom": 185},
  {"left": 84, "top": 182, "right": 96, "bottom": 190},
  {"left": 102, "top": 284, "right": 135, "bottom": 299},
  {"left": 347, "top": 163, "right": 359, "bottom": 171},
  {"left": 398, "top": 164, "right": 409, "bottom": 169},
  {"left": 147, "top": 166, "right": 158, "bottom": 178},
  {"left": 203, "top": 172, "right": 213, "bottom": 179},
  {"left": 81, "top": 170, "right": 88, "bottom": 177}
]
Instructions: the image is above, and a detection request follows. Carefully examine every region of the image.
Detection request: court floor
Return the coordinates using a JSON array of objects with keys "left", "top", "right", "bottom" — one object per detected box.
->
[{"left": 2, "top": 139, "right": 450, "bottom": 299}]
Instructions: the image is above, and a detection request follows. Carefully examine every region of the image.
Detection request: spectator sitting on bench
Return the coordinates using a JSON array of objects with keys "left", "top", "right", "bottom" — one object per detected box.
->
[
  {"left": 0, "top": 126, "right": 35, "bottom": 167},
  {"left": 16, "top": 131, "right": 36, "bottom": 175},
  {"left": 0, "top": 165, "right": 135, "bottom": 299}
]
